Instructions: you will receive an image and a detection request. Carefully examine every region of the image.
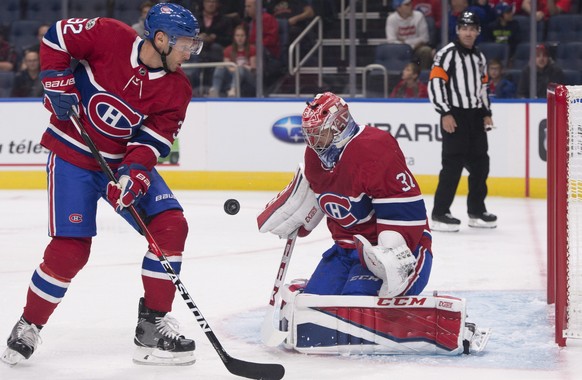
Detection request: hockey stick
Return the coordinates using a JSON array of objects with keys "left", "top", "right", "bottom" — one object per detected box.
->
[
  {"left": 69, "top": 111, "right": 284, "bottom": 380},
  {"left": 261, "top": 230, "right": 298, "bottom": 347}
]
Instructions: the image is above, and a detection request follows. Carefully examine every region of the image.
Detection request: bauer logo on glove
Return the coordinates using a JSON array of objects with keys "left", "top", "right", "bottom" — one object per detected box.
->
[
  {"left": 40, "top": 69, "right": 80, "bottom": 121},
  {"left": 106, "top": 163, "right": 151, "bottom": 212}
]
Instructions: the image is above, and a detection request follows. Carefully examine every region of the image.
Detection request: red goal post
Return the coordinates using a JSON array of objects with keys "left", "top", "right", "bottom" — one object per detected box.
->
[{"left": 547, "top": 84, "right": 582, "bottom": 347}]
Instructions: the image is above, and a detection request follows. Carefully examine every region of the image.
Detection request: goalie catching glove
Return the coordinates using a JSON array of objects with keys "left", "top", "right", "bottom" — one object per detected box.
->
[
  {"left": 257, "top": 164, "right": 324, "bottom": 239},
  {"left": 106, "top": 163, "right": 151, "bottom": 212},
  {"left": 354, "top": 232, "right": 417, "bottom": 298}
]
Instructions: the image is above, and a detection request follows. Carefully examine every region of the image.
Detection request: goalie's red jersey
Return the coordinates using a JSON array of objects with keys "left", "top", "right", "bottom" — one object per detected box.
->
[
  {"left": 304, "top": 125, "right": 432, "bottom": 253},
  {"left": 39, "top": 17, "right": 192, "bottom": 171}
]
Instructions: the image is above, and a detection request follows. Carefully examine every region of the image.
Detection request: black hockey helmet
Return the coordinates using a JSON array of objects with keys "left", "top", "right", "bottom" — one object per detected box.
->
[
  {"left": 458, "top": 11, "right": 480, "bottom": 27},
  {"left": 457, "top": 10, "right": 481, "bottom": 32}
]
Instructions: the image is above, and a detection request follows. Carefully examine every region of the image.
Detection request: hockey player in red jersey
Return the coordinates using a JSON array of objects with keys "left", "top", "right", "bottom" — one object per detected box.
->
[
  {"left": 257, "top": 93, "right": 491, "bottom": 355},
  {"left": 261, "top": 92, "right": 433, "bottom": 298},
  {"left": 2, "top": 3, "right": 203, "bottom": 366}
]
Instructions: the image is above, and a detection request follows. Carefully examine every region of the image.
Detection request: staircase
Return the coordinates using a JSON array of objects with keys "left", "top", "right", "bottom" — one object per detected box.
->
[{"left": 268, "top": 2, "right": 391, "bottom": 98}]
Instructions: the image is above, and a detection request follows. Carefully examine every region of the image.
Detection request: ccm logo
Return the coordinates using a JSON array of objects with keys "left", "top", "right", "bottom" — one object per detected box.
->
[
  {"left": 377, "top": 297, "right": 427, "bottom": 306},
  {"left": 304, "top": 206, "right": 318, "bottom": 223},
  {"left": 69, "top": 214, "right": 83, "bottom": 223},
  {"left": 438, "top": 300, "right": 453, "bottom": 309},
  {"left": 44, "top": 78, "right": 75, "bottom": 88}
]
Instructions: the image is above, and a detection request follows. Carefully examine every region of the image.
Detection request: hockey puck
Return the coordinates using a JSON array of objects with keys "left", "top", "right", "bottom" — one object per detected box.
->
[{"left": 224, "top": 199, "right": 240, "bottom": 215}]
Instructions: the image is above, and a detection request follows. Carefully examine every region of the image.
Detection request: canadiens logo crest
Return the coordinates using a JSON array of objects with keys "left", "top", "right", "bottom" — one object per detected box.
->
[
  {"left": 87, "top": 92, "right": 144, "bottom": 139},
  {"left": 318, "top": 193, "right": 357, "bottom": 227},
  {"left": 69, "top": 213, "right": 83, "bottom": 223}
]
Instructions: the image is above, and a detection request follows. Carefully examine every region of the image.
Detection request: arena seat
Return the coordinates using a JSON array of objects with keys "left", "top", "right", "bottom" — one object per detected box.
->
[{"left": 0, "top": 71, "right": 16, "bottom": 98}]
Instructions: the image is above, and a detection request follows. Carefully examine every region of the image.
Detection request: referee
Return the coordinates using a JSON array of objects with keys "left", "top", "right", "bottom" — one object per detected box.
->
[{"left": 428, "top": 10, "right": 497, "bottom": 232}]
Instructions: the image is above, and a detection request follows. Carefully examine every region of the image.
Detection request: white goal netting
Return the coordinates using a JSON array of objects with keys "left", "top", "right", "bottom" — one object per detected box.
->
[{"left": 566, "top": 86, "right": 582, "bottom": 338}]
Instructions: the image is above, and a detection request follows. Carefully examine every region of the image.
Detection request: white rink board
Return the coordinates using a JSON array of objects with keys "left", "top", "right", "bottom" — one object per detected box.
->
[{"left": 0, "top": 99, "right": 544, "bottom": 179}]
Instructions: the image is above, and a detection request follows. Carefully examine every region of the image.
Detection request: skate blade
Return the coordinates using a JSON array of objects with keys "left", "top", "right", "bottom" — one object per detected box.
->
[
  {"left": 470, "top": 327, "right": 492, "bottom": 353},
  {"left": 468, "top": 219, "right": 497, "bottom": 229},
  {"left": 430, "top": 221, "right": 460, "bottom": 232},
  {"left": 1, "top": 347, "right": 26, "bottom": 366},
  {"left": 133, "top": 346, "right": 196, "bottom": 366}
]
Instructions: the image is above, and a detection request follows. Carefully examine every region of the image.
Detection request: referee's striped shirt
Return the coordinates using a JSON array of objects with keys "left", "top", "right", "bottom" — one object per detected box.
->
[{"left": 428, "top": 41, "right": 491, "bottom": 116}]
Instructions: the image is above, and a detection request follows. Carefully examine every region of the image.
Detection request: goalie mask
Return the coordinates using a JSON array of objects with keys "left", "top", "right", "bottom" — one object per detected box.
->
[{"left": 302, "top": 92, "right": 358, "bottom": 169}]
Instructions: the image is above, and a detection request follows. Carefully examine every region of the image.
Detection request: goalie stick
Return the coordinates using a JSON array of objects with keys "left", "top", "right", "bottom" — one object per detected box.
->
[
  {"left": 69, "top": 111, "right": 285, "bottom": 380},
  {"left": 261, "top": 230, "right": 298, "bottom": 347}
]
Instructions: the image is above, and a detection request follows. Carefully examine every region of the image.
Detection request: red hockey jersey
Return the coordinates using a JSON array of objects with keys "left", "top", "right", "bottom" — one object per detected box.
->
[
  {"left": 40, "top": 17, "right": 192, "bottom": 171},
  {"left": 304, "top": 125, "right": 432, "bottom": 254}
]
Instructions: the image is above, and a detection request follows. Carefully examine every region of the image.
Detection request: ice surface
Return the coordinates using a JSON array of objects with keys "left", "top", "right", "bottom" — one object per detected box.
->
[{"left": 1, "top": 190, "right": 580, "bottom": 380}]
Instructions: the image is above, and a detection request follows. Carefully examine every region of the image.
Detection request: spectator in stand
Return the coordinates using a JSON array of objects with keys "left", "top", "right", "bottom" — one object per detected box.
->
[
  {"left": 221, "top": 0, "right": 245, "bottom": 26},
  {"left": 521, "top": 0, "right": 571, "bottom": 21},
  {"left": 386, "top": 0, "right": 433, "bottom": 70},
  {"left": 244, "top": 0, "right": 282, "bottom": 86},
  {"left": 22, "top": 24, "right": 50, "bottom": 54},
  {"left": 390, "top": 61, "right": 428, "bottom": 98},
  {"left": 192, "top": 0, "right": 234, "bottom": 95},
  {"left": 208, "top": 23, "right": 256, "bottom": 97},
  {"left": 488, "top": 1, "right": 520, "bottom": 58},
  {"left": 245, "top": 0, "right": 280, "bottom": 60},
  {"left": 12, "top": 50, "right": 43, "bottom": 98},
  {"left": 487, "top": 0, "right": 523, "bottom": 15},
  {"left": 18, "top": 24, "right": 50, "bottom": 72},
  {"left": 132, "top": 1, "right": 156, "bottom": 38},
  {"left": 266, "top": 0, "right": 315, "bottom": 43},
  {"left": 196, "top": 0, "right": 234, "bottom": 60},
  {"left": 487, "top": 58, "right": 516, "bottom": 98},
  {"left": 448, "top": 0, "right": 496, "bottom": 44},
  {"left": 310, "top": 0, "right": 338, "bottom": 27},
  {"left": 0, "top": 27, "right": 17, "bottom": 72},
  {"left": 412, "top": 0, "right": 442, "bottom": 29},
  {"left": 517, "top": 43, "right": 564, "bottom": 98}
]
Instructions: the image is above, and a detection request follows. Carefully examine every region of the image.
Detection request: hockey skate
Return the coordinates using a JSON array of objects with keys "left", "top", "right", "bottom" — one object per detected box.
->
[
  {"left": 431, "top": 213, "right": 461, "bottom": 232},
  {"left": 133, "top": 298, "right": 196, "bottom": 366},
  {"left": 468, "top": 212, "right": 497, "bottom": 228},
  {"left": 1, "top": 316, "right": 42, "bottom": 366},
  {"left": 462, "top": 322, "right": 492, "bottom": 354}
]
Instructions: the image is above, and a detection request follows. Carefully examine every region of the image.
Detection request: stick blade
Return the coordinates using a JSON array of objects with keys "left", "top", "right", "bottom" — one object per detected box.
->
[
  {"left": 260, "top": 307, "right": 289, "bottom": 347},
  {"left": 226, "top": 357, "right": 285, "bottom": 380}
]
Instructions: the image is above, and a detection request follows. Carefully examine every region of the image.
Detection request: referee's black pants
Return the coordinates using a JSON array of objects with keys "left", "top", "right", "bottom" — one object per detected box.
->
[{"left": 432, "top": 108, "right": 490, "bottom": 217}]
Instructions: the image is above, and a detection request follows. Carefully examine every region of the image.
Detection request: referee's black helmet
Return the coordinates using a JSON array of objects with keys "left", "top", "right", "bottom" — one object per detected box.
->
[{"left": 457, "top": 10, "right": 480, "bottom": 27}]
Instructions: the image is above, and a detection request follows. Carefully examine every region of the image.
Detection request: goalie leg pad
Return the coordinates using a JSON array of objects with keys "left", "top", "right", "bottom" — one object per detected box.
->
[
  {"left": 278, "top": 279, "right": 308, "bottom": 348},
  {"left": 283, "top": 294, "right": 489, "bottom": 355}
]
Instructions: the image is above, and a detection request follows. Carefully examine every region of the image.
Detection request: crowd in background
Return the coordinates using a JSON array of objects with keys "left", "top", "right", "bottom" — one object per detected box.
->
[{"left": 0, "top": 0, "right": 581, "bottom": 98}]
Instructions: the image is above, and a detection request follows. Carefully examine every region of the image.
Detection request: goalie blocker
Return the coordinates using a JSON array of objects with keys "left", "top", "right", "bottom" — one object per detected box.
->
[
  {"left": 278, "top": 280, "right": 491, "bottom": 355},
  {"left": 257, "top": 163, "right": 324, "bottom": 239}
]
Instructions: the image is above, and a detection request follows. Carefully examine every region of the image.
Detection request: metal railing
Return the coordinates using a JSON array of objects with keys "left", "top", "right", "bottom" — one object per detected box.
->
[
  {"left": 181, "top": 61, "right": 240, "bottom": 97},
  {"left": 288, "top": 16, "right": 323, "bottom": 97}
]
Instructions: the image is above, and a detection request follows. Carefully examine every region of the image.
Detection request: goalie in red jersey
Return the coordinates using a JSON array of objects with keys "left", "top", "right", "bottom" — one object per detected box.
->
[
  {"left": 258, "top": 92, "right": 490, "bottom": 355},
  {"left": 2, "top": 3, "right": 202, "bottom": 366}
]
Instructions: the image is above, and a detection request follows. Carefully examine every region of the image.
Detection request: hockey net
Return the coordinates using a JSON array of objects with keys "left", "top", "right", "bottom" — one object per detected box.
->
[{"left": 547, "top": 84, "right": 582, "bottom": 346}]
